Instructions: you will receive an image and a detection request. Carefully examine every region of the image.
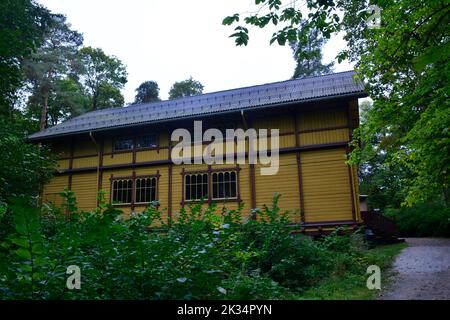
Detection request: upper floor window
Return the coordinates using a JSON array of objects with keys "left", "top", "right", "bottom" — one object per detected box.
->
[
  {"left": 136, "top": 134, "right": 157, "bottom": 149},
  {"left": 114, "top": 138, "right": 133, "bottom": 151},
  {"left": 113, "top": 134, "right": 158, "bottom": 152}
]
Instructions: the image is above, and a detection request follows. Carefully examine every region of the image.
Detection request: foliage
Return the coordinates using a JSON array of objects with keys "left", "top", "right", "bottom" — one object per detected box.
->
[
  {"left": 0, "top": 114, "right": 55, "bottom": 205},
  {"left": 169, "top": 77, "right": 204, "bottom": 100},
  {"left": 72, "top": 46, "right": 127, "bottom": 111},
  {"left": 21, "top": 13, "right": 83, "bottom": 129},
  {"left": 133, "top": 81, "right": 160, "bottom": 104},
  {"left": 290, "top": 20, "right": 334, "bottom": 78},
  {"left": 302, "top": 242, "right": 407, "bottom": 300},
  {"left": 224, "top": 0, "right": 450, "bottom": 206},
  {"left": 385, "top": 202, "right": 450, "bottom": 237},
  {"left": 0, "top": 0, "right": 51, "bottom": 115},
  {"left": 0, "top": 193, "right": 399, "bottom": 300}
]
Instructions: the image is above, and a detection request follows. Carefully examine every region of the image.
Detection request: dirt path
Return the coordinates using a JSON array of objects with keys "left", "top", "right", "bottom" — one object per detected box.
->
[{"left": 379, "top": 238, "right": 450, "bottom": 300}]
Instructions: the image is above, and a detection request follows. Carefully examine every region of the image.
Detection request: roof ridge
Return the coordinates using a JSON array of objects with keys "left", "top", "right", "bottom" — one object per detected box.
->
[
  {"left": 29, "top": 70, "right": 365, "bottom": 141},
  {"left": 105, "top": 70, "right": 357, "bottom": 112}
]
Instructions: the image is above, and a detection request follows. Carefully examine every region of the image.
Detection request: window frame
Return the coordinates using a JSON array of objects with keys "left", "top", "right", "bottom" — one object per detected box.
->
[
  {"left": 110, "top": 173, "right": 160, "bottom": 208},
  {"left": 113, "top": 137, "right": 134, "bottom": 152},
  {"left": 134, "top": 176, "right": 158, "bottom": 205},
  {"left": 111, "top": 178, "right": 134, "bottom": 205},
  {"left": 112, "top": 133, "right": 159, "bottom": 153},
  {"left": 184, "top": 172, "right": 209, "bottom": 202},
  {"left": 211, "top": 171, "right": 238, "bottom": 201},
  {"left": 181, "top": 166, "right": 240, "bottom": 205},
  {"left": 135, "top": 134, "right": 158, "bottom": 150}
]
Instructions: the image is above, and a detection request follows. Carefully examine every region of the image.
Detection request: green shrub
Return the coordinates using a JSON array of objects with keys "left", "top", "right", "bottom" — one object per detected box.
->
[
  {"left": 0, "top": 192, "right": 375, "bottom": 300},
  {"left": 385, "top": 202, "right": 450, "bottom": 237}
]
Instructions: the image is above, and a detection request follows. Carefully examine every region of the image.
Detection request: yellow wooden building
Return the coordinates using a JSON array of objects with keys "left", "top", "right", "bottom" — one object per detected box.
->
[{"left": 29, "top": 71, "right": 366, "bottom": 233}]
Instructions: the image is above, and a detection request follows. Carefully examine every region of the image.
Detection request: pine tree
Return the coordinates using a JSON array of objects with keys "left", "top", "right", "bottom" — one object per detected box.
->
[{"left": 290, "top": 21, "right": 334, "bottom": 78}]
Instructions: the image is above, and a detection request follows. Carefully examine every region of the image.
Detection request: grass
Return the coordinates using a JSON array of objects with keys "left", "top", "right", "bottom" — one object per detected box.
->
[{"left": 298, "top": 242, "right": 408, "bottom": 300}]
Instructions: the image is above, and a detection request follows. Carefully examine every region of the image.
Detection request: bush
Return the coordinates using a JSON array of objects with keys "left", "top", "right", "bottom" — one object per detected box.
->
[
  {"left": 385, "top": 202, "right": 450, "bottom": 237},
  {"left": 0, "top": 191, "right": 372, "bottom": 300}
]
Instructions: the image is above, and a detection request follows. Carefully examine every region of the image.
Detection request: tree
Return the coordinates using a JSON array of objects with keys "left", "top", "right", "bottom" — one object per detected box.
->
[
  {"left": 168, "top": 77, "right": 204, "bottom": 100},
  {"left": 0, "top": 113, "right": 55, "bottom": 204},
  {"left": 290, "top": 20, "right": 334, "bottom": 78},
  {"left": 73, "top": 47, "right": 127, "bottom": 111},
  {"left": 0, "top": 0, "right": 52, "bottom": 116},
  {"left": 22, "top": 13, "right": 83, "bottom": 130},
  {"left": 224, "top": 0, "right": 450, "bottom": 206},
  {"left": 133, "top": 81, "right": 160, "bottom": 104}
]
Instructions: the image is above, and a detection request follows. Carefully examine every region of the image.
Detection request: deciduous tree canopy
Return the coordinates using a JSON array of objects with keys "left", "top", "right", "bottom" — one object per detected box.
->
[
  {"left": 169, "top": 77, "right": 204, "bottom": 100},
  {"left": 224, "top": 0, "right": 450, "bottom": 206}
]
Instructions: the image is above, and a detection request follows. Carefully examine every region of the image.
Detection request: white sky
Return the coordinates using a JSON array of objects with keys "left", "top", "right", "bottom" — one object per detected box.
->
[{"left": 38, "top": 0, "right": 353, "bottom": 104}]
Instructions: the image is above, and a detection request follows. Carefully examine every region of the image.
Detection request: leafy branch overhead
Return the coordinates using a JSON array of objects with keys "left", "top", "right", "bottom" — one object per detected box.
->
[{"left": 224, "top": 0, "right": 450, "bottom": 206}]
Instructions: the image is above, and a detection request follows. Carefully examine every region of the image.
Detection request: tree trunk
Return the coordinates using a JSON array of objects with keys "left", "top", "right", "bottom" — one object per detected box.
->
[{"left": 40, "top": 92, "right": 48, "bottom": 131}]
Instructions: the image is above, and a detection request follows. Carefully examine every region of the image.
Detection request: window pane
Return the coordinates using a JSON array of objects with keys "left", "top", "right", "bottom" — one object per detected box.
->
[
  {"left": 213, "top": 176, "right": 218, "bottom": 199},
  {"left": 112, "top": 179, "right": 133, "bottom": 204},
  {"left": 114, "top": 138, "right": 133, "bottom": 151},
  {"left": 151, "top": 186, "right": 156, "bottom": 201},
  {"left": 211, "top": 171, "right": 238, "bottom": 200},
  {"left": 136, "top": 134, "right": 157, "bottom": 149}
]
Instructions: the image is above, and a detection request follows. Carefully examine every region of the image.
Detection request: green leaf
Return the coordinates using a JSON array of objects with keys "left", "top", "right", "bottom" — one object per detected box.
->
[
  {"left": 15, "top": 248, "right": 31, "bottom": 260},
  {"left": 11, "top": 237, "right": 29, "bottom": 248}
]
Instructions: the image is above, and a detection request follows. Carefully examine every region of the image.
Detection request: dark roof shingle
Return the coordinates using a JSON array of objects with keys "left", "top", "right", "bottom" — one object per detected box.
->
[{"left": 28, "top": 70, "right": 365, "bottom": 141}]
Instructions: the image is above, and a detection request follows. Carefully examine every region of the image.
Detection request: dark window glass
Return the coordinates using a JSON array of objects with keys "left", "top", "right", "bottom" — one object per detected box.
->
[
  {"left": 136, "top": 134, "right": 157, "bottom": 149},
  {"left": 112, "top": 179, "right": 133, "bottom": 204},
  {"left": 114, "top": 138, "right": 133, "bottom": 151},
  {"left": 185, "top": 173, "right": 208, "bottom": 201},
  {"left": 212, "top": 171, "right": 237, "bottom": 200},
  {"left": 135, "top": 177, "right": 157, "bottom": 203}
]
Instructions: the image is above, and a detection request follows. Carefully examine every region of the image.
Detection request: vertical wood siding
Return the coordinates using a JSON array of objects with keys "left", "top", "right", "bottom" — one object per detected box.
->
[
  {"left": 42, "top": 101, "right": 360, "bottom": 227},
  {"left": 71, "top": 173, "right": 98, "bottom": 211},
  {"left": 301, "top": 148, "right": 353, "bottom": 222}
]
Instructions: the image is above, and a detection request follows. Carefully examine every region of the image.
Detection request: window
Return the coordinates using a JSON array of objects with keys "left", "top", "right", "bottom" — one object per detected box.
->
[
  {"left": 111, "top": 175, "right": 159, "bottom": 205},
  {"left": 183, "top": 169, "right": 239, "bottom": 202},
  {"left": 112, "top": 179, "right": 133, "bottom": 204},
  {"left": 113, "top": 134, "right": 158, "bottom": 152},
  {"left": 212, "top": 171, "right": 237, "bottom": 200},
  {"left": 135, "top": 177, "right": 157, "bottom": 203},
  {"left": 136, "top": 134, "right": 158, "bottom": 149},
  {"left": 185, "top": 173, "right": 208, "bottom": 201},
  {"left": 114, "top": 138, "right": 133, "bottom": 151}
]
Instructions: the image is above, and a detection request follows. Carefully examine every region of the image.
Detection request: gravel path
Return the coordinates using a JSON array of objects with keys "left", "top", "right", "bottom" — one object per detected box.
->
[{"left": 379, "top": 238, "right": 450, "bottom": 300}]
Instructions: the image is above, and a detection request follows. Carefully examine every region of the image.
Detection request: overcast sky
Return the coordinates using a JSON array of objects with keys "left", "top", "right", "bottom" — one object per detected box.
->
[{"left": 38, "top": 0, "right": 353, "bottom": 104}]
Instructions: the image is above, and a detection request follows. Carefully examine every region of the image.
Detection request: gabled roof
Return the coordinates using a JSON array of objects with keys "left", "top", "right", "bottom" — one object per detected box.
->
[{"left": 28, "top": 70, "right": 365, "bottom": 141}]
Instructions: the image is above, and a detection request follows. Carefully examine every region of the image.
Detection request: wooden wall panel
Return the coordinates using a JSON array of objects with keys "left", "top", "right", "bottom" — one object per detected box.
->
[
  {"left": 254, "top": 154, "right": 301, "bottom": 223},
  {"left": 301, "top": 148, "right": 353, "bottom": 222},
  {"left": 299, "top": 128, "right": 349, "bottom": 146},
  {"left": 253, "top": 115, "right": 295, "bottom": 134},
  {"left": 298, "top": 108, "right": 347, "bottom": 130},
  {"left": 73, "top": 140, "right": 97, "bottom": 157},
  {"left": 71, "top": 172, "right": 98, "bottom": 211},
  {"left": 42, "top": 175, "right": 68, "bottom": 207},
  {"left": 136, "top": 149, "right": 169, "bottom": 162},
  {"left": 103, "top": 152, "right": 133, "bottom": 166},
  {"left": 56, "top": 159, "right": 70, "bottom": 171},
  {"left": 72, "top": 156, "right": 98, "bottom": 169}
]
